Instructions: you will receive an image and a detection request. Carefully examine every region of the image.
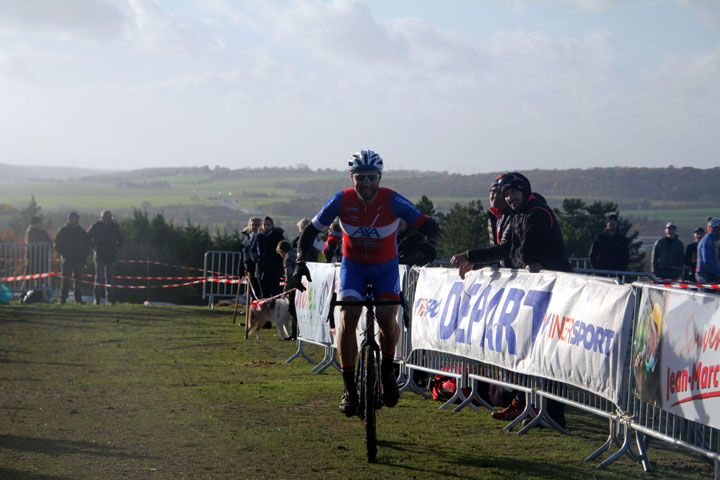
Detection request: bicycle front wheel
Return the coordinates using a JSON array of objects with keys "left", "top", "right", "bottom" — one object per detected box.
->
[{"left": 362, "top": 343, "right": 377, "bottom": 463}]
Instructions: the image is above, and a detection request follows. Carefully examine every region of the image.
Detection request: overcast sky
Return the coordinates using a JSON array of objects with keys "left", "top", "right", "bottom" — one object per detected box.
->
[{"left": 1, "top": 0, "right": 718, "bottom": 173}]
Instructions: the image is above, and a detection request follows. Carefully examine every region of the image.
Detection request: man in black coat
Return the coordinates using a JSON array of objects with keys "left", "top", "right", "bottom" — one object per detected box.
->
[
  {"left": 452, "top": 172, "right": 571, "bottom": 275},
  {"left": 589, "top": 214, "right": 629, "bottom": 271},
  {"left": 88, "top": 210, "right": 123, "bottom": 305},
  {"left": 254, "top": 216, "right": 286, "bottom": 298},
  {"left": 54, "top": 212, "right": 90, "bottom": 305}
]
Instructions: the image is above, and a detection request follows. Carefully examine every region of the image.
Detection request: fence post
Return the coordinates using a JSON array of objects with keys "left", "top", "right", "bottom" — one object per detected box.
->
[
  {"left": 244, "top": 274, "right": 251, "bottom": 340},
  {"left": 146, "top": 256, "right": 150, "bottom": 303}
]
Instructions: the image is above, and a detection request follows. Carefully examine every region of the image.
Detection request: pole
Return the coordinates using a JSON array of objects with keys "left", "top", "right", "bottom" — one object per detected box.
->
[
  {"left": 146, "top": 256, "right": 150, "bottom": 303},
  {"left": 231, "top": 271, "right": 243, "bottom": 324},
  {"left": 244, "top": 274, "right": 252, "bottom": 340}
]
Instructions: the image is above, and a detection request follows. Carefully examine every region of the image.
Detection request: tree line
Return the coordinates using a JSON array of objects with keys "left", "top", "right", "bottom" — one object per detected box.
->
[{"left": 5, "top": 194, "right": 644, "bottom": 305}]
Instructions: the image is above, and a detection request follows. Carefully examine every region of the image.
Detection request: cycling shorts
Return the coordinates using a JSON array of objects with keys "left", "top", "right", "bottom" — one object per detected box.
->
[{"left": 338, "top": 256, "right": 400, "bottom": 301}]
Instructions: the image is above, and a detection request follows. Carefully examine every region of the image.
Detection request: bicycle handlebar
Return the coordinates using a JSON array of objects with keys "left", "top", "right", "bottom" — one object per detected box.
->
[{"left": 326, "top": 292, "right": 411, "bottom": 329}]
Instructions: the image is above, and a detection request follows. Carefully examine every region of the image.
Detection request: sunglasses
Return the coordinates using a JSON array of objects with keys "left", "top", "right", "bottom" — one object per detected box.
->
[{"left": 353, "top": 173, "right": 380, "bottom": 184}]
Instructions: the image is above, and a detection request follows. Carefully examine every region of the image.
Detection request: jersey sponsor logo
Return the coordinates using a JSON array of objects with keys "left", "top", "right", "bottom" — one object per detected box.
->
[{"left": 350, "top": 226, "right": 381, "bottom": 238}]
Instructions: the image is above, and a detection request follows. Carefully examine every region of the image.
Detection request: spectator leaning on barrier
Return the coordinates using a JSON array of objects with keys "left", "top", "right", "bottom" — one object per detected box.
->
[
  {"left": 696, "top": 219, "right": 720, "bottom": 285},
  {"left": 292, "top": 218, "right": 321, "bottom": 263},
  {"left": 652, "top": 222, "right": 684, "bottom": 281},
  {"left": 54, "top": 212, "right": 90, "bottom": 305},
  {"left": 683, "top": 227, "right": 705, "bottom": 281},
  {"left": 88, "top": 210, "right": 123, "bottom": 305},
  {"left": 241, "top": 217, "right": 262, "bottom": 299},
  {"left": 255, "top": 216, "right": 286, "bottom": 298},
  {"left": 22, "top": 216, "right": 52, "bottom": 294},
  {"left": 450, "top": 171, "right": 570, "bottom": 429},
  {"left": 589, "top": 214, "right": 629, "bottom": 271}
]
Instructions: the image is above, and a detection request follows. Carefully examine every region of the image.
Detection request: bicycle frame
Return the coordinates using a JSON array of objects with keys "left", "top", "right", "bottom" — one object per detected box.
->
[{"left": 329, "top": 292, "right": 408, "bottom": 463}]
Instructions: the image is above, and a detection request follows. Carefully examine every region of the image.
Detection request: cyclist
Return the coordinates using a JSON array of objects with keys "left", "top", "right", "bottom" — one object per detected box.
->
[{"left": 294, "top": 150, "right": 440, "bottom": 416}]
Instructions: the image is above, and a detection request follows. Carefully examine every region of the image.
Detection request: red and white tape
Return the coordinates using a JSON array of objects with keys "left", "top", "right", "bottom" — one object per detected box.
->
[
  {"left": 0, "top": 272, "right": 53, "bottom": 282},
  {"left": 657, "top": 281, "right": 720, "bottom": 290}
]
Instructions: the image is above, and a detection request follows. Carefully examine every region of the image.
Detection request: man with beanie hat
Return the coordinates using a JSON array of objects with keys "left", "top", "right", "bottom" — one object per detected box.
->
[
  {"left": 589, "top": 214, "right": 629, "bottom": 271},
  {"left": 652, "top": 222, "right": 684, "bottom": 280}
]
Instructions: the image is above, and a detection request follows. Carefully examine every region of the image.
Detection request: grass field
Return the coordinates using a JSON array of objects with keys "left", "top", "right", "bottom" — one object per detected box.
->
[{"left": 0, "top": 304, "right": 714, "bottom": 479}]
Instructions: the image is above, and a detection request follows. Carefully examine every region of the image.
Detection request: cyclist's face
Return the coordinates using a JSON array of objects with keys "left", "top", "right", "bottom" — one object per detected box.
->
[{"left": 351, "top": 170, "right": 381, "bottom": 202}]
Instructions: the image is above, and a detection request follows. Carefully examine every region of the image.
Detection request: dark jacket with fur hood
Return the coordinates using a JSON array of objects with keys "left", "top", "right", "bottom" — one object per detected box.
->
[{"left": 468, "top": 194, "right": 572, "bottom": 272}]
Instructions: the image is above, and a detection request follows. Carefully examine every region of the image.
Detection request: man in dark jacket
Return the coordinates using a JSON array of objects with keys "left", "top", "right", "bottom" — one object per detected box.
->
[
  {"left": 450, "top": 172, "right": 569, "bottom": 429},
  {"left": 88, "top": 210, "right": 123, "bottom": 305},
  {"left": 652, "top": 222, "right": 684, "bottom": 280},
  {"left": 453, "top": 172, "right": 571, "bottom": 274},
  {"left": 254, "top": 216, "right": 286, "bottom": 298},
  {"left": 54, "top": 212, "right": 90, "bottom": 305},
  {"left": 589, "top": 214, "right": 629, "bottom": 271}
]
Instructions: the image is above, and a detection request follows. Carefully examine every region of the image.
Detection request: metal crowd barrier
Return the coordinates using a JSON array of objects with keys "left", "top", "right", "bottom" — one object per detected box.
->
[
  {"left": 0, "top": 242, "right": 53, "bottom": 298},
  {"left": 202, "top": 250, "right": 244, "bottom": 308},
  {"left": 289, "top": 261, "right": 719, "bottom": 477}
]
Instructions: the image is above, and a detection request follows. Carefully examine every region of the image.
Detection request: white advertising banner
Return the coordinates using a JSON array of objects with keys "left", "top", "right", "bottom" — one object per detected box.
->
[
  {"left": 295, "top": 262, "right": 336, "bottom": 346},
  {"left": 411, "top": 267, "right": 634, "bottom": 403},
  {"left": 632, "top": 285, "right": 720, "bottom": 428}
]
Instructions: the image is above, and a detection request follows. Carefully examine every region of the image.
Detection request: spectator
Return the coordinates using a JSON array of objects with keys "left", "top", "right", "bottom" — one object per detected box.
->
[
  {"left": 683, "top": 227, "right": 705, "bottom": 281},
  {"left": 589, "top": 214, "right": 629, "bottom": 271},
  {"left": 323, "top": 221, "right": 343, "bottom": 263},
  {"left": 292, "top": 218, "right": 322, "bottom": 263},
  {"left": 255, "top": 216, "right": 285, "bottom": 298},
  {"left": 450, "top": 172, "right": 569, "bottom": 429},
  {"left": 22, "top": 216, "right": 52, "bottom": 294},
  {"left": 54, "top": 212, "right": 90, "bottom": 305},
  {"left": 696, "top": 219, "right": 720, "bottom": 286},
  {"left": 652, "top": 222, "right": 684, "bottom": 281},
  {"left": 487, "top": 175, "right": 512, "bottom": 253},
  {"left": 88, "top": 210, "right": 123, "bottom": 305},
  {"left": 241, "top": 217, "right": 262, "bottom": 300},
  {"left": 276, "top": 240, "right": 297, "bottom": 339}
]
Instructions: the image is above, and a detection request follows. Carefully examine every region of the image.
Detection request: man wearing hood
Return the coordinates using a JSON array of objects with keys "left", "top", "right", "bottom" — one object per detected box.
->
[{"left": 452, "top": 172, "right": 571, "bottom": 275}]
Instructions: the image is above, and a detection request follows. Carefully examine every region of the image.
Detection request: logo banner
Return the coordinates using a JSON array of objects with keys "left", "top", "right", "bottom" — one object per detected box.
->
[
  {"left": 412, "top": 267, "right": 634, "bottom": 403},
  {"left": 295, "top": 263, "right": 336, "bottom": 345},
  {"left": 632, "top": 285, "right": 720, "bottom": 428}
]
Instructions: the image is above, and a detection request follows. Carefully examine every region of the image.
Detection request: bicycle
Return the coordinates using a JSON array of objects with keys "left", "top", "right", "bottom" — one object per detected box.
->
[{"left": 328, "top": 289, "right": 410, "bottom": 463}]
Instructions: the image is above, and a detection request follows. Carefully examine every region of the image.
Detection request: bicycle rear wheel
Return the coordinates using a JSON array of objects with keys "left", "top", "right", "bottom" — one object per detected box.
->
[{"left": 362, "top": 343, "right": 377, "bottom": 463}]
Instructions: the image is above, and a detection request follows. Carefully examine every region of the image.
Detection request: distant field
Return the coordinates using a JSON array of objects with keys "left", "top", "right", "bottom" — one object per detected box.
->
[
  {"left": 623, "top": 208, "right": 716, "bottom": 223},
  {"left": 2, "top": 170, "right": 718, "bottom": 238}
]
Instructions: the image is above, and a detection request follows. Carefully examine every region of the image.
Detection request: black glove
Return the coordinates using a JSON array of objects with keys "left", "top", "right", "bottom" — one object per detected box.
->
[
  {"left": 293, "top": 262, "right": 312, "bottom": 292},
  {"left": 421, "top": 243, "right": 437, "bottom": 265}
]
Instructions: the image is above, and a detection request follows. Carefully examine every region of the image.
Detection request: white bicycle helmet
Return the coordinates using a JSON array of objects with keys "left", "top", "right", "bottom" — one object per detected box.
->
[{"left": 348, "top": 150, "right": 383, "bottom": 173}]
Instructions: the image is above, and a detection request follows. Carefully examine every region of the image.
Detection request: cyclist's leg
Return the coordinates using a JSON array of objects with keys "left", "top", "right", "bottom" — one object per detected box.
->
[{"left": 337, "top": 258, "right": 366, "bottom": 416}]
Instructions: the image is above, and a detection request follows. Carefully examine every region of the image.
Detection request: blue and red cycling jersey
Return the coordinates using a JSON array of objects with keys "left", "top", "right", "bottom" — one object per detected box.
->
[{"left": 311, "top": 187, "right": 428, "bottom": 265}]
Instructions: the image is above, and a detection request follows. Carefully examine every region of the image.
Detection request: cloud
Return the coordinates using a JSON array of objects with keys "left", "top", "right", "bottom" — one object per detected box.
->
[{"left": 0, "top": 0, "right": 128, "bottom": 39}]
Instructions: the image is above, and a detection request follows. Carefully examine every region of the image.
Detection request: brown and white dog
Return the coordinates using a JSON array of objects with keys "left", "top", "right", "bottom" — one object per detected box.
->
[{"left": 247, "top": 296, "right": 293, "bottom": 340}]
